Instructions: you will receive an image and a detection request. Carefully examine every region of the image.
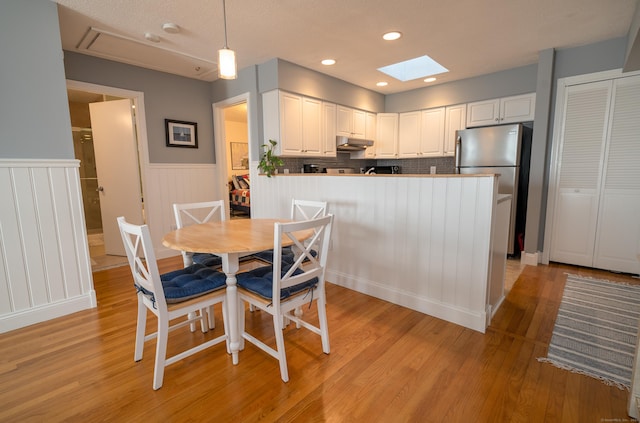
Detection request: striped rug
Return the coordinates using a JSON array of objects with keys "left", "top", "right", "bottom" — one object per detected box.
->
[{"left": 538, "top": 274, "right": 640, "bottom": 390}]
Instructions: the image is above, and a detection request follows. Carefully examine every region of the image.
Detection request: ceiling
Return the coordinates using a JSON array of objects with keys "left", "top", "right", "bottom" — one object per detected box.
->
[{"left": 56, "top": 0, "right": 638, "bottom": 95}]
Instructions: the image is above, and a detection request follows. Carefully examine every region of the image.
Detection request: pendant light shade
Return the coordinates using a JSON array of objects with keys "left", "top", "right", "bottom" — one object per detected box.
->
[
  {"left": 218, "top": 48, "right": 237, "bottom": 79},
  {"left": 218, "top": 0, "right": 237, "bottom": 80}
]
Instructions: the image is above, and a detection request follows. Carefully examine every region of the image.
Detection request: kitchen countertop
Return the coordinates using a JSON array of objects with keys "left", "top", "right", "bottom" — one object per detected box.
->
[{"left": 265, "top": 173, "right": 499, "bottom": 178}]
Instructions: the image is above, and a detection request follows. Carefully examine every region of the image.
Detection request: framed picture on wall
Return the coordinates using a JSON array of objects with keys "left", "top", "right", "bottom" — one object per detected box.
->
[
  {"left": 165, "top": 119, "right": 198, "bottom": 148},
  {"left": 231, "top": 142, "right": 249, "bottom": 170}
]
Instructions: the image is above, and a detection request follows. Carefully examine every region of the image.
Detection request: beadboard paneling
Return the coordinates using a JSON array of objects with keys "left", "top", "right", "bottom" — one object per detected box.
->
[
  {"left": 0, "top": 160, "right": 95, "bottom": 333},
  {"left": 143, "top": 163, "right": 220, "bottom": 259},
  {"left": 252, "top": 173, "right": 498, "bottom": 332}
]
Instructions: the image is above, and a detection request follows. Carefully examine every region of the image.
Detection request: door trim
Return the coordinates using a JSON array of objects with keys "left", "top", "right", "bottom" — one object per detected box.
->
[{"left": 212, "top": 92, "right": 252, "bottom": 218}]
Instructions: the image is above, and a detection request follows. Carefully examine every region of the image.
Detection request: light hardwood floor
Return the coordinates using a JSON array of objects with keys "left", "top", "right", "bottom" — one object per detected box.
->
[{"left": 0, "top": 257, "right": 638, "bottom": 422}]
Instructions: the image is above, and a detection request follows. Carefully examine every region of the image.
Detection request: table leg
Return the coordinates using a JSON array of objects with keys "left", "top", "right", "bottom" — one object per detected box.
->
[{"left": 223, "top": 254, "right": 240, "bottom": 365}]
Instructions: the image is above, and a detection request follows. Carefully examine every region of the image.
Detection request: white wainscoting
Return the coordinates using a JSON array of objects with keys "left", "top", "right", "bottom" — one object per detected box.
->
[
  {"left": 252, "top": 173, "right": 499, "bottom": 332},
  {"left": 0, "top": 160, "right": 96, "bottom": 333},
  {"left": 143, "top": 163, "right": 220, "bottom": 259}
]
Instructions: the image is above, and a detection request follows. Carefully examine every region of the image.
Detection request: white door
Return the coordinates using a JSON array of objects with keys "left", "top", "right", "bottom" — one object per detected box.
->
[
  {"left": 89, "top": 99, "right": 144, "bottom": 256},
  {"left": 549, "top": 80, "right": 612, "bottom": 266}
]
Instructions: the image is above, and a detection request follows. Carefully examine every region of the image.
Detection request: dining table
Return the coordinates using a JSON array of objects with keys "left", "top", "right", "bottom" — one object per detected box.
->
[{"left": 161, "top": 218, "right": 312, "bottom": 364}]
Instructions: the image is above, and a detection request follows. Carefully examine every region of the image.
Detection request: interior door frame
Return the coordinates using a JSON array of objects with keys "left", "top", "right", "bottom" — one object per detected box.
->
[
  {"left": 66, "top": 79, "right": 149, "bottom": 231},
  {"left": 212, "top": 92, "right": 252, "bottom": 218}
]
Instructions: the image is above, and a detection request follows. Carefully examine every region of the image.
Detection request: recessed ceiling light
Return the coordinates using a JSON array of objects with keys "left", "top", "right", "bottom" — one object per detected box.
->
[
  {"left": 376, "top": 82, "right": 388, "bottom": 87},
  {"left": 382, "top": 31, "right": 402, "bottom": 41},
  {"left": 378, "top": 55, "right": 448, "bottom": 82},
  {"left": 162, "top": 23, "right": 180, "bottom": 34},
  {"left": 321, "top": 59, "right": 336, "bottom": 66},
  {"left": 424, "top": 77, "right": 437, "bottom": 83}
]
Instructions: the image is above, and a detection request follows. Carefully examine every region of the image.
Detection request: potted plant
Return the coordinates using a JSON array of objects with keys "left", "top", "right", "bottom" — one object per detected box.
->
[{"left": 258, "top": 139, "right": 284, "bottom": 177}]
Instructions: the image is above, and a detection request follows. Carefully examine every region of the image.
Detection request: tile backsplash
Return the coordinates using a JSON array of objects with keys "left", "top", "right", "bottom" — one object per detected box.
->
[{"left": 278, "top": 153, "right": 455, "bottom": 174}]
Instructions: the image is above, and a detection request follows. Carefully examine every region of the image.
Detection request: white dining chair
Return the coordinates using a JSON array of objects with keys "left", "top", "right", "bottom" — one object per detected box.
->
[
  {"left": 118, "top": 216, "right": 229, "bottom": 390},
  {"left": 236, "top": 214, "right": 334, "bottom": 382},
  {"left": 173, "top": 200, "right": 226, "bottom": 268}
]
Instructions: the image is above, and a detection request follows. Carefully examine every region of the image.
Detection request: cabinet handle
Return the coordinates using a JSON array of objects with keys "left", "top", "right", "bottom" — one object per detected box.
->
[{"left": 494, "top": 118, "right": 499, "bottom": 121}]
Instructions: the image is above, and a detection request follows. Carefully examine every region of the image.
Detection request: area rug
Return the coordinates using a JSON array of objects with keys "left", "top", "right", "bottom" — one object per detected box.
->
[{"left": 538, "top": 274, "right": 640, "bottom": 390}]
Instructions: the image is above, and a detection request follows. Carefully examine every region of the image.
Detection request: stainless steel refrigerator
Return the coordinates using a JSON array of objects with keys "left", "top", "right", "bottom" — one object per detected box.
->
[{"left": 455, "top": 123, "right": 532, "bottom": 255}]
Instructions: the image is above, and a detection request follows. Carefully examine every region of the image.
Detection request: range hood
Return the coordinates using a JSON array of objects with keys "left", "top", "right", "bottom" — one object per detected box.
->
[{"left": 336, "top": 136, "right": 374, "bottom": 151}]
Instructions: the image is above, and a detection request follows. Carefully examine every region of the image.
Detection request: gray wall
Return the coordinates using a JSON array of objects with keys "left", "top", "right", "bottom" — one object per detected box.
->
[
  {"left": 385, "top": 64, "right": 538, "bottom": 112},
  {"left": 64, "top": 52, "right": 216, "bottom": 164},
  {"left": 273, "top": 59, "right": 385, "bottom": 112},
  {"left": 0, "top": 1, "right": 73, "bottom": 159},
  {"left": 211, "top": 65, "right": 262, "bottom": 159}
]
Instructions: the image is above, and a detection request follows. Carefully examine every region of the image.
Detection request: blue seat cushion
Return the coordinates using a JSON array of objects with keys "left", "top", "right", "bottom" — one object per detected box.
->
[
  {"left": 252, "top": 246, "right": 317, "bottom": 265},
  {"left": 192, "top": 252, "right": 223, "bottom": 268},
  {"left": 251, "top": 247, "right": 295, "bottom": 266},
  {"left": 236, "top": 265, "right": 318, "bottom": 301},
  {"left": 135, "top": 263, "right": 227, "bottom": 304}
]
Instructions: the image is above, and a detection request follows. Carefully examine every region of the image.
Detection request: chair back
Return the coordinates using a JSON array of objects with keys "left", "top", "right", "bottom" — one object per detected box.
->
[
  {"left": 173, "top": 200, "right": 226, "bottom": 229},
  {"left": 272, "top": 214, "right": 333, "bottom": 307},
  {"left": 290, "top": 199, "right": 327, "bottom": 221},
  {"left": 117, "top": 216, "right": 166, "bottom": 310}
]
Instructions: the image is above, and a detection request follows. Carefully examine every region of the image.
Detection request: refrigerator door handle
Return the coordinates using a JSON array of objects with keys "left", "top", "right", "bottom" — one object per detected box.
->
[{"left": 454, "top": 135, "right": 461, "bottom": 173}]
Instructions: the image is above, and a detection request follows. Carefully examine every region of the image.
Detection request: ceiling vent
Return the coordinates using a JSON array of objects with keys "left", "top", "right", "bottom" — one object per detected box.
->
[{"left": 76, "top": 27, "right": 217, "bottom": 81}]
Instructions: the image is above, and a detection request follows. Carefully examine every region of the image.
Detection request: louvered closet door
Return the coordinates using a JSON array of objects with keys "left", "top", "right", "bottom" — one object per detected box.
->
[
  {"left": 594, "top": 75, "right": 640, "bottom": 274},
  {"left": 550, "top": 80, "right": 612, "bottom": 267}
]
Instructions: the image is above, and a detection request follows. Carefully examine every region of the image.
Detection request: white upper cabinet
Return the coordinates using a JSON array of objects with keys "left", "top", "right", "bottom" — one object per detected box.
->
[
  {"left": 375, "top": 113, "right": 399, "bottom": 158},
  {"left": 322, "top": 102, "right": 337, "bottom": 157},
  {"left": 466, "top": 93, "right": 535, "bottom": 127},
  {"left": 262, "top": 90, "right": 331, "bottom": 157},
  {"left": 398, "top": 108, "right": 445, "bottom": 158},
  {"left": 337, "top": 106, "right": 366, "bottom": 139},
  {"left": 444, "top": 104, "right": 467, "bottom": 156},
  {"left": 398, "top": 111, "right": 421, "bottom": 157},
  {"left": 364, "top": 112, "right": 377, "bottom": 158},
  {"left": 420, "top": 107, "right": 445, "bottom": 157}
]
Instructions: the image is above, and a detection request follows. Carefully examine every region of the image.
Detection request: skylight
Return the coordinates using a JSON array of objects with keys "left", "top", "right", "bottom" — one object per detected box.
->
[{"left": 377, "top": 55, "right": 448, "bottom": 82}]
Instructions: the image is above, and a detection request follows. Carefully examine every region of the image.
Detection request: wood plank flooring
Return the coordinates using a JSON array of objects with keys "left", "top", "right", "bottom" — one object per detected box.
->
[{"left": 0, "top": 257, "right": 638, "bottom": 422}]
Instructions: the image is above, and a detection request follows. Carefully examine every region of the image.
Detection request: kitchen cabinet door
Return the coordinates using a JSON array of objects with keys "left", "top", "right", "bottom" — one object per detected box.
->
[
  {"left": 336, "top": 105, "right": 352, "bottom": 137},
  {"left": 278, "top": 92, "right": 304, "bottom": 156},
  {"left": 444, "top": 104, "right": 466, "bottom": 156},
  {"left": 420, "top": 107, "right": 445, "bottom": 157},
  {"left": 352, "top": 109, "right": 366, "bottom": 138},
  {"left": 322, "top": 102, "right": 337, "bottom": 157},
  {"left": 501, "top": 93, "right": 536, "bottom": 124},
  {"left": 466, "top": 93, "right": 535, "bottom": 127},
  {"left": 398, "top": 111, "right": 421, "bottom": 158},
  {"left": 301, "top": 97, "right": 322, "bottom": 156},
  {"left": 466, "top": 98, "right": 499, "bottom": 127},
  {"left": 375, "top": 113, "right": 398, "bottom": 158},
  {"left": 337, "top": 106, "right": 366, "bottom": 139},
  {"left": 262, "top": 90, "right": 326, "bottom": 157},
  {"left": 364, "top": 112, "right": 377, "bottom": 158}
]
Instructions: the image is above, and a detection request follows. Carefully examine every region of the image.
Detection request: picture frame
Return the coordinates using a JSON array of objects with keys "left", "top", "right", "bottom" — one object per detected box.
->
[
  {"left": 230, "top": 142, "right": 249, "bottom": 170},
  {"left": 165, "top": 119, "right": 198, "bottom": 148}
]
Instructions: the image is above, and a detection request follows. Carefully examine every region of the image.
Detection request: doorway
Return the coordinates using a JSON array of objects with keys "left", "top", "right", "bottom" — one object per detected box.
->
[
  {"left": 213, "top": 93, "right": 251, "bottom": 219},
  {"left": 67, "top": 81, "right": 147, "bottom": 271}
]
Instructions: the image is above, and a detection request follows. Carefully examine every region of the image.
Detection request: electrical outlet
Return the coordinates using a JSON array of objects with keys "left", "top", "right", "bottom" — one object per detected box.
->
[{"left": 430, "top": 166, "right": 437, "bottom": 174}]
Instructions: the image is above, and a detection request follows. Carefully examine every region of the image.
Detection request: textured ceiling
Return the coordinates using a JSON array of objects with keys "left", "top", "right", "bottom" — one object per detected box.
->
[{"left": 56, "top": 0, "right": 638, "bottom": 94}]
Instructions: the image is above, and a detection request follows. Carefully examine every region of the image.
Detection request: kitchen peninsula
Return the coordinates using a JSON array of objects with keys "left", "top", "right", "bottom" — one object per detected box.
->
[{"left": 251, "top": 172, "right": 511, "bottom": 332}]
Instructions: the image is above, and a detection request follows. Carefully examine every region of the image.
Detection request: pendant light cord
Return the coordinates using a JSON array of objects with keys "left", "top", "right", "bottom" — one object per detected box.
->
[{"left": 222, "top": 0, "right": 229, "bottom": 49}]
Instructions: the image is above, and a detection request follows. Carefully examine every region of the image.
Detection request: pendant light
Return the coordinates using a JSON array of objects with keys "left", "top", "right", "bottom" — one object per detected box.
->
[{"left": 218, "top": 0, "right": 237, "bottom": 79}]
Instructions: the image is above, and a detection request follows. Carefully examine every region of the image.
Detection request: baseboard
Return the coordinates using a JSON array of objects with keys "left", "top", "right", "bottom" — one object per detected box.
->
[
  {"left": 0, "top": 293, "right": 96, "bottom": 334},
  {"left": 326, "top": 270, "right": 487, "bottom": 333},
  {"left": 521, "top": 252, "right": 540, "bottom": 266}
]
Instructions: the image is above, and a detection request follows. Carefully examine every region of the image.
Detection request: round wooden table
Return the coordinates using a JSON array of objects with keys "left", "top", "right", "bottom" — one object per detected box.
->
[{"left": 162, "top": 218, "right": 311, "bottom": 364}]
